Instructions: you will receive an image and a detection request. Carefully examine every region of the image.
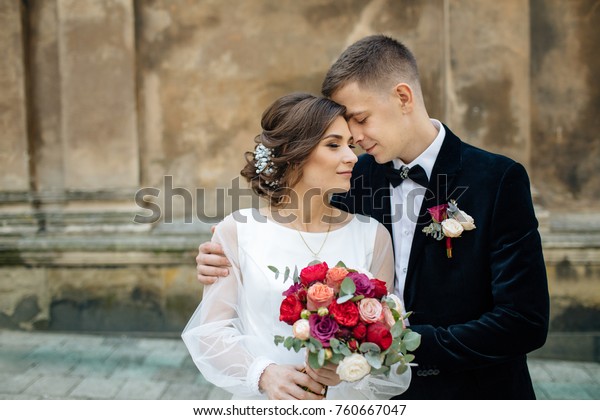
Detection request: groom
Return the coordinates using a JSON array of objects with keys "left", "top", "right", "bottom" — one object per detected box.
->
[{"left": 196, "top": 35, "right": 549, "bottom": 399}]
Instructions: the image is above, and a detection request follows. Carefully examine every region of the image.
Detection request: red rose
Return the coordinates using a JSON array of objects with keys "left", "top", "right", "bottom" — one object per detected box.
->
[
  {"left": 348, "top": 338, "right": 359, "bottom": 351},
  {"left": 428, "top": 203, "right": 448, "bottom": 223},
  {"left": 366, "top": 323, "right": 393, "bottom": 351},
  {"left": 279, "top": 295, "right": 304, "bottom": 325},
  {"left": 329, "top": 300, "right": 360, "bottom": 327},
  {"left": 300, "top": 262, "right": 329, "bottom": 287},
  {"left": 352, "top": 323, "right": 368, "bottom": 342},
  {"left": 371, "top": 279, "right": 388, "bottom": 299}
]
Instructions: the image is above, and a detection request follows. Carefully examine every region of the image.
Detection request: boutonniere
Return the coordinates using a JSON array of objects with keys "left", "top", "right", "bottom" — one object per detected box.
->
[{"left": 422, "top": 200, "right": 476, "bottom": 258}]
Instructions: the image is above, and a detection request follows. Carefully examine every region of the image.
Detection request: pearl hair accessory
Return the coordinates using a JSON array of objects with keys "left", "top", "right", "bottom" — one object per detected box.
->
[{"left": 254, "top": 143, "right": 279, "bottom": 186}]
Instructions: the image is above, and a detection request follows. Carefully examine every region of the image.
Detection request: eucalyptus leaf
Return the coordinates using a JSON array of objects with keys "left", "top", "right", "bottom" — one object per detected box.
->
[
  {"left": 329, "top": 353, "right": 344, "bottom": 365},
  {"left": 268, "top": 266, "right": 280, "bottom": 279},
  {"left": 384, "top": 352, "right": 402, "bottom": 366},
  {"left": 293, "top": 266, "right": 299, "bottom": 284},
  {"left": 335, "top": 261, "right": 347, "bottom": 268},
  {"left": 284, "top": 266, "right": 290, "bottom": 282},
  {"left": 371, "top": 366, "right": 390, "bottom": 376},
  {"left": 340, "top": 277, "right": 356, "bottom": 295},
  {"left": 396, "top": 364, "right": 409, "bottom": 375},
  {"left": 329, "top": 338, "right": 341, "bottom": 350},
  {"left": 340, "top": 346, "right": 352, "bottom": 357},
  {"left": 336, "top": 294, "right": 353, "bottom": 304},
  {"left": 403, "top": 331, "right": 421, "bottom": 352},
  {"left": 274, "top": 335, "right": 285, "bottom": 345},
  {"left": 284, "top": 336, "right": 294, "bottom": 350},
  {"left": 391, "top": 321, "right": 404, "bottom": 338},
  {"left": 359, "top": 342, "right": 381, "bottom": 353},
  {"left": 308, "top": 350, "right": 323, "bottom": 370},
  {"left": 318, "top": 349, "right": 325, "bottom": 366},
  {"left": 309, "top": 337, "right": 323, "bottom": 350},
  {"left": 365, "top": 352, "right": 383, "bottom": 369},
  {"left": 404, "top": 354, "right": 415, "bottom": 363},
  {"left": 292, "top": 338, "right": 303, "bottom": 353}
]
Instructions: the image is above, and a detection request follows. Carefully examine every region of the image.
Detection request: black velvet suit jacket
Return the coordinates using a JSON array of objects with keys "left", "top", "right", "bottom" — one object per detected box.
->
[{"left": 332, "top": 125, "right": 549, "bottom": 399}]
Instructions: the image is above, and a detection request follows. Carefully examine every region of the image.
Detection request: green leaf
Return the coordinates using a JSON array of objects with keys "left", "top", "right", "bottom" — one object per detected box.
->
[
  {"left": 391, "top": 321, "right": 404, "bottom": 338},
  {"left": 371, "top": 365, "right": 390, "bottom": 376},
  {"left": 284, "top": 266, "right": 290, "bottom": 282},
  {"left": 359, "top": 342, "right": 381, "bottom": 353},
  {"left": 329, "top": 338, "right": 341, "bottom": 350},
  {"left": 274, "top": 335, "right": 285, "bottom": 345},
  {"left": 309, "top": 337, "right": 323, "bottom": 350},
  {"left": 284, "top": 336, "right": 294, "bottom": 350},
  {"left": 404, "top": 354, "right": 415, "bottom": 363},
  {"left": 293, "top": 266, "right": 299, "bottom": 284},
  {"left": 384, "top": 352, "right": 403, "bottom": 366},
  {"left": 365, "top": 352, "right": 383, "bottom": 369},
  {"left": 340, "top": 346, "right": 352, "bottom": 357},
  {"left": 268, "top": 266, "right": 280, "bottom": 279},
  {"left": 336, "top": 294, "right": 353, "bottom": 304},
  {"left": 292, "top": 338, "right": 304, "bottom": 352},
  {"left": 329, "top": 353, "right": 344, "bottom": 365},
  {"left": 396, "top": 364, "right": 409, "bottom": 375},
  {"left": 318, "top": 349, "right": 325, "bottom": 366},
  {"left": 340, "top": 277, "right": 356, "bottom": 296},
  {"left": 308, "top": 350, "right": 323, "bottom": 370},
  {"left": 335, "top": 261, "right": 347, "bottom": 268},
  {"left": 403, "top": 331, "right": 421, "bottom": 352},
  {"left": 308, "top": 259, "right": 321, "bottom": 266},
  {"left": 351, "top": 295, "right": 365, "bottom": 302}
]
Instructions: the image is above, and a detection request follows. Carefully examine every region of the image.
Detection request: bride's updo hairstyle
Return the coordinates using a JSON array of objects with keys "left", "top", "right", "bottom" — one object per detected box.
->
[{"left": 241, "top": 92, "right": 346, "bottom": 206}]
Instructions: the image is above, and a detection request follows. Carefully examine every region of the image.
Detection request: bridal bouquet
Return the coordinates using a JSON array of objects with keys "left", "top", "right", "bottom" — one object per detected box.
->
[{"left": 272, "top": 261, "right": 420, "bottom": 383}]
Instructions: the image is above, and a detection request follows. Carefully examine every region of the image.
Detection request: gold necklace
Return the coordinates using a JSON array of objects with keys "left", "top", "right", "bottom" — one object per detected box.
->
[{"left": 294, "top": 218, "right": 332, "bottom": 260}]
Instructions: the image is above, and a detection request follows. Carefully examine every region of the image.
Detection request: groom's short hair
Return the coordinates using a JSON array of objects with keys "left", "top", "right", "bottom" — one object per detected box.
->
[{"left": 321, "top": 34, "right": 421, "bottom": 98}]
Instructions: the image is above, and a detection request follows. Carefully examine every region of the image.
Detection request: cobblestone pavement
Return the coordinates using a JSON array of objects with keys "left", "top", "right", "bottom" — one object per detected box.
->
[{"left": 0, "top": 330, "right": 598, "bottom": 400}]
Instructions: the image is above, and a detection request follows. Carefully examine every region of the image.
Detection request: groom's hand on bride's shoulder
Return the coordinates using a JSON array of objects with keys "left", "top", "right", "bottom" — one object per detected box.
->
[{"left": 196, "top": 240, "right": 230, "bottom": 285}]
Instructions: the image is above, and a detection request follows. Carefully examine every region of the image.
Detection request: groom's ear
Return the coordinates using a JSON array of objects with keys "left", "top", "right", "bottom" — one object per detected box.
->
[{"left": 393, "top": 83, "right": 414, "bottom": 114}]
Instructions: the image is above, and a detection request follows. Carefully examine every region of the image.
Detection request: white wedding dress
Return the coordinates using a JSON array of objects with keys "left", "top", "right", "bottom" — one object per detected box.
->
[{"left": 182, "top": 207, "right": 411, "bottom": 399}]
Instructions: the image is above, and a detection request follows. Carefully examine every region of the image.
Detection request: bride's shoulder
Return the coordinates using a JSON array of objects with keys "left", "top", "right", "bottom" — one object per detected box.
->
[
  {"left": 218, "top": 208, "right": 266, "bottom": 232},
  {"left": 346, "top": 212, "right": 382, "bottom": 228}
]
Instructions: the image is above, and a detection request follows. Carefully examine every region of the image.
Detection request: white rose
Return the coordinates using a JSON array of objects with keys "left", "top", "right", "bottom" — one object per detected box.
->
[
  {"left": 386, "top": 294, "right": 408, "bottom": 327},
  {"left": 292, "top": 319, "right": 310, "bottom": 340},
  {"left": 455, "top": 210, "right": 476, "bottom": 231},
  {"left": 441, "top": 218, "right": 464, "bottom": 238},
  {"left": 336, "top": 353, "right": 371, "bottom": 382},
  {"left": 387, "top": 294, "right": 404, "bottom": 313}
]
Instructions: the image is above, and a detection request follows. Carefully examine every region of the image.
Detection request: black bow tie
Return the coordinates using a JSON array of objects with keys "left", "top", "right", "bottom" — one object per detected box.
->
[{"left": 385, "top": 163, "right": 429, "bottom": 188}]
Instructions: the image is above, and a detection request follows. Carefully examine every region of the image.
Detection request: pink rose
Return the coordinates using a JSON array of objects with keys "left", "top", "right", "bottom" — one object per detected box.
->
[
  {"left": 307, "top": 282, "right": 335, "bottom": 311},
  {"left": 358, "top": 298, "right": 384, "bottom": 324},
  {"left": 325, "top": 266, "right": 349, "bottom": 292}
]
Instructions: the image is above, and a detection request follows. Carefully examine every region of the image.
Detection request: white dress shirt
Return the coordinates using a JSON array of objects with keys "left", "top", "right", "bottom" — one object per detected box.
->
[{"left": 391, "top": 119, "right": 446, "bottom": 301}]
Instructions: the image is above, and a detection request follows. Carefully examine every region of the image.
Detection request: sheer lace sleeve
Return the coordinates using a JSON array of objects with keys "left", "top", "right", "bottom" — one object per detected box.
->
[
  {"left": 369, "top": 222, "right": 395, "bottom": 293},
  {"left": 181, "top": 215, "right": 274, "bottom": 398}
]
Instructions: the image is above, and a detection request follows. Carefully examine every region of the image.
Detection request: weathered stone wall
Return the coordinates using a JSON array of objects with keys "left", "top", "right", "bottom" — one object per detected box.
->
[{"left": 0, "top": 1, "right": 598, "bottom": 344}]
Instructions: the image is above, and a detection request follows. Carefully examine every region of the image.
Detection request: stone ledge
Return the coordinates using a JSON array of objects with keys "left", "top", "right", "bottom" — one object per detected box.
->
[{"left": 531, "top": 332, "right": 600, "bottom": 363}]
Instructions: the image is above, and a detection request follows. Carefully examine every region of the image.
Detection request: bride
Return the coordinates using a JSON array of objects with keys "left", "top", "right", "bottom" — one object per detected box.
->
[{"left": 182, "top": 92, "right": 411, "bottom": 400}]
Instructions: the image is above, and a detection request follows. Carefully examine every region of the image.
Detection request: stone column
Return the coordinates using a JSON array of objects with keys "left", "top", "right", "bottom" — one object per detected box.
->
[
  {"left": 445, "top": 0, "right": 531, "bottom": 167},
  {"left": 58, "top": 0, "right": 139, "bottom": 191},
  {"left": 0, "top": 0, "right": 30, "bottom": 192}
]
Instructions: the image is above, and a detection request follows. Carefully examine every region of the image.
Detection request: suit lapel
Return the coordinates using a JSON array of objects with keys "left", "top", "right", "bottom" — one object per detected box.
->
[{"left": 405, "top": 125, "right": 463, "bottom": 294}]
